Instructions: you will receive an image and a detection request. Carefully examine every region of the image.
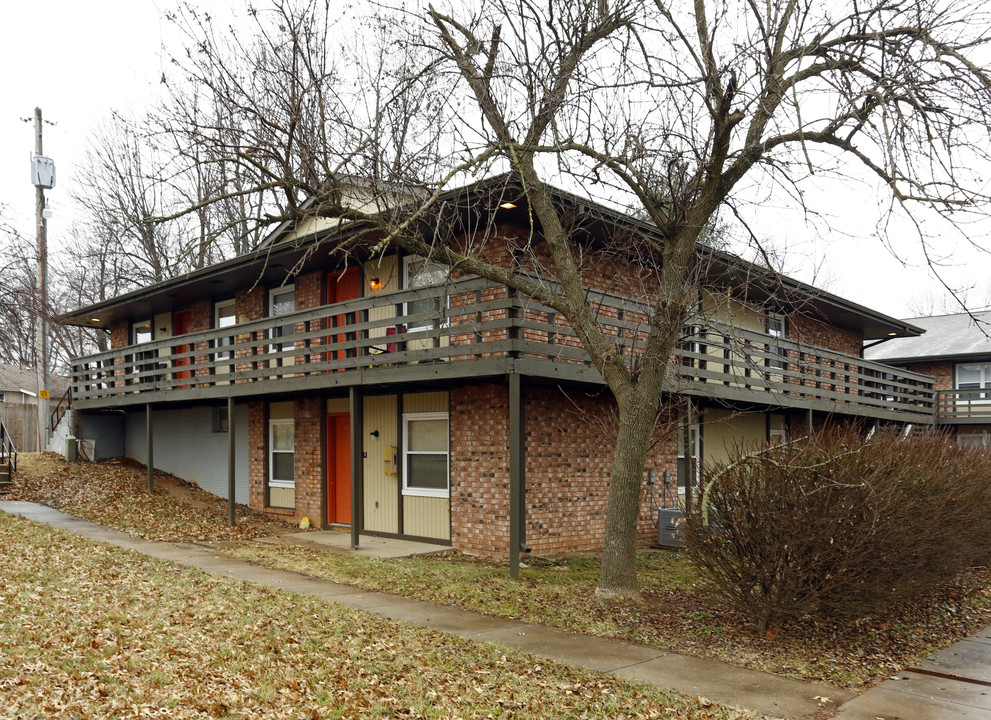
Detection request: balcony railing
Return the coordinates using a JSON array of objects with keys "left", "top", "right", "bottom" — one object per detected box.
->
[
  {"left": 70, "top": 277, "right": 936, "bottom": 422},
  {"left": 935, "top": 389, "right": 991, "bottom": 423}
]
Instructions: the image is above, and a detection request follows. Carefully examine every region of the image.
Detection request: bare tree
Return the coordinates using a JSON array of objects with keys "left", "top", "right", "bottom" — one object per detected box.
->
[{"left": 107, "top": 0, "right": 991, "bottom": 598}]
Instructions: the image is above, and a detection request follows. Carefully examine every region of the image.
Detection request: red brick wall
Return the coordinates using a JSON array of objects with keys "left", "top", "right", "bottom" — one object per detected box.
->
[
  {"left": 450, "top": 384, "right": 510, "bottom": 556},
  {"left": 248, "top": 401, "right": 268, "bottom": 511},
  {"left": 294, "top": 396, "right": 323, "bottom": 523},
  {"left": 899, "top": 361, "right": 953, "bottom": 391},
  {"left": 788, "top": 314, "right": 863, "bottom": 356},
  {"left": 110, "top": 322, "right": 128, "bottom": 349},
  {"left": 450, "top": 382, "right": 678, "bottom": 559},
  {"left": 191, "top": 301, "right": 212, "bottom": 383}
]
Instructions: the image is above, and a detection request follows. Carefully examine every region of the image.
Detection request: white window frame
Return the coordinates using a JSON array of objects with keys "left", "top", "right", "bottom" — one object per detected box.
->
[
  {"left": 269, "top": 418, "right": 295, "bottom": 489},
  {"left": 132, "top": 319, "right": 152, "bottom": 346},
  {"left": 766, "top": 313, "right": 787, "bottom": 370},
  {"left": 214, "top": 299, "right": 236, "bottom": 360},
  {"left": 676, "top": 422, "right": 700, "bottom": 496},
  {"left": 403, "top": 255, "right": 449, "bottom": 331},
  {"left": 956, "top": 363, "right": 991, "bottom": 402},
  {"left": 402, "top": 411, "right": 450, "bottom": 498},
  {"left": 269, "top": 286, "right": 295, "bottom": 353},
  {"left": 959, "top": 432, "right": 990, "bottom": 451}
]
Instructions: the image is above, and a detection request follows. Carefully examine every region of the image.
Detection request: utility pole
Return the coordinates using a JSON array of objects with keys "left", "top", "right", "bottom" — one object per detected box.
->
[{"left": 31, "top": 108, "right": 54, "bottom": 453}]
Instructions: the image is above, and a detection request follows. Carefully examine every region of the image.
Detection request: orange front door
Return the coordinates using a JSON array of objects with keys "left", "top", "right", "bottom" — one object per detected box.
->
[
  {"left": 326, "top": 413, "right": 352, "bottom": 525},
  {"left": 326, "top": 268, "right": 362, "bottom": 366},
  {"left": 174, "top": 308, "right": 192, "bottom": 386}
]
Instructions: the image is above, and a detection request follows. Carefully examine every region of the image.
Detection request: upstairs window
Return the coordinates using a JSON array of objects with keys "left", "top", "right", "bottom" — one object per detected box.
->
[
  {"left": 403, "top": 256, "right": 449, "bottom": 330},
  {"left": 215, "top": 299, "right": 236, "bottom": 360},
  {"left": 269, "top": 286, "right": 295, "bottom": 352},
  {"left": 957, "top": 363, "right": 991, "bottom": 400},
  {"left": 766, "top": 314, "right": 787, "bottom": 370}
]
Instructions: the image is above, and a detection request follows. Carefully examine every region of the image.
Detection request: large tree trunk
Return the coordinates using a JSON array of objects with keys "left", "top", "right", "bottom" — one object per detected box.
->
[{"left": 596, "top": 384, "right": 664, "bottom": 598}]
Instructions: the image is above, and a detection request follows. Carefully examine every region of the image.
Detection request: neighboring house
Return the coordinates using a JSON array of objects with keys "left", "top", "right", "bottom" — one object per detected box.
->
[
  {"left": 0, "top": 364, "right": 70, "bottom": 405},
  {"left": 62, "top": 177, "right": 934, "bottom": 559},
  {"left": 0, "top": 363, "right": 71, "bottom": 453},
  {"left": 865, "top": 311, "right": 991, "bottom": 449}
]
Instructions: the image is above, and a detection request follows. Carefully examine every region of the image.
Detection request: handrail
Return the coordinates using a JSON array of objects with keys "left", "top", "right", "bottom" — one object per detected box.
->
[
  {"left": 66, "top": 276, "right": 938, "bottom": 421},
  {"left": 0, "top": 421, "right": 17, "bottom": 473},
  {"left": 50, "top": 386, "right": 72, "bottom": 433},
  {"left": 935, "top": 388, "right": 991, "bottom": 422}
]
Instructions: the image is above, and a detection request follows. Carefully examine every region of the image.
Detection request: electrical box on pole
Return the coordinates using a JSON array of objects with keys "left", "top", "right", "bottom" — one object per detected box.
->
[{"left": 31, "top": 155, "right": 56, "bottom": 189}]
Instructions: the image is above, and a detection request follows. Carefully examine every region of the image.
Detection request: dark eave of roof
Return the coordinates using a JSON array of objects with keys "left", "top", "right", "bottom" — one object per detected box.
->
[
  {"left": 63, "top": 220, "right": 375, "bottom": 329},
  {"left": 64, "top": 174, "right": 923, "bottom": 342}
]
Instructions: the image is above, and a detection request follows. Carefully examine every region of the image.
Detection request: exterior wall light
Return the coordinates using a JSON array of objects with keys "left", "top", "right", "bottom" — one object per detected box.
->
[{"left": 369, "top": 277, "right": 382, "bottom": 291}]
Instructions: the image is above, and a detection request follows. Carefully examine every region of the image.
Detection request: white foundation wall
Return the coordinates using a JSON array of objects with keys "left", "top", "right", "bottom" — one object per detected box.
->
[{"left": 123, "top": 405, "right": 250, "bottom": 505}]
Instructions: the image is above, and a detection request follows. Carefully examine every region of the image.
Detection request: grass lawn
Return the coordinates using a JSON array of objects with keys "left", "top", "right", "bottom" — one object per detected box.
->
[
  {"left": 12, "top": 452, "right": 991, "bottom": 692},
  {"left": 0, "top": 512, "right": 754, "bottom": 719},
  {"left": 226, "top": 543, "right": 991, "bottom": 689}
]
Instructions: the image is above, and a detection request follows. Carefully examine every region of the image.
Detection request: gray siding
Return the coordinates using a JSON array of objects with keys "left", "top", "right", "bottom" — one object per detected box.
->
[
  {"left": 123, "top": 405, "right": 249, "bottom": 505},
  {"left": 76, "top": 412, "right": 126, "bottom": 460}
]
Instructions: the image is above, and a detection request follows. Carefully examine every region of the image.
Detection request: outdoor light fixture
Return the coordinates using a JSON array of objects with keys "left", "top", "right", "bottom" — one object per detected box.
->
[
  {"left": 369, "top": 277, "right": 382, "bottom": 291},
  {"left": 90, "top": 317, "right": 100, "bottom": 323},
  {"left": 888, "top": 332, "right": 898, "bottom": 336},
  {"left": 499, "top": 202, "right": 517, "bottom": 209},
  {"left": 370, "top": 430, "right": 380, "bottom": 438}
]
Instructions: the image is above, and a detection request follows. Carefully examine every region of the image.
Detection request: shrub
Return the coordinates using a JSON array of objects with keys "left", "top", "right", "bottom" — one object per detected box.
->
[{"left": 682, "top": 427, "right": 991, "bottom": 633}]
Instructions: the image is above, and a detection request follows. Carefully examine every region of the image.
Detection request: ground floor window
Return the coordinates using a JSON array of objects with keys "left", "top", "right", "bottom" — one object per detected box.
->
[
  {"left": 402, "top": 412, "right": 449, "bottom": 497},
  {"left": 269, "top": 418, "right": 295, "bottom": 508},
  {"left": 959, "top": 433, "right": 990, "bottom": 451}
]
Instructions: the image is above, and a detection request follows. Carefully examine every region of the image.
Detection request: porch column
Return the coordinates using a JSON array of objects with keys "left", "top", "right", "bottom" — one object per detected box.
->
[
  {"left": 145, "top": 403, "right": 154, "bottom": 493},
  {"left": 349, "top": 386, "right": 363, "bottom": 550},
  {"left": 228, "top": 396, "right": 236, "bottom": 526},
  {"left": 509, "top": 372, "right": 526, "bottom": 579}
]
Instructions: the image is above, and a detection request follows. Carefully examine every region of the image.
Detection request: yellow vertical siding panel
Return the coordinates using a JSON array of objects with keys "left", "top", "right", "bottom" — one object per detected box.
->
[
  {"left": 402, "top": 391, "right": 449, "bottom": 413},
  {"left": 326, "top": 397, "right": 348, "bottom": 414},
  {"left": 703, "top": 408, "right": 767, "bottom": 467},
  {"left": 363, "top": 394, "right": 399, "bottom": 533},
  {"left": 403, "top": 496, "right": 450, "bottom": 540}
]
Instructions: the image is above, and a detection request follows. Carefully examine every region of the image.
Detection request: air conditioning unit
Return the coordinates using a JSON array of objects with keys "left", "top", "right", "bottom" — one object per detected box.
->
[{"left": 656, "top": 507, "right": 685, "bottom": 549}]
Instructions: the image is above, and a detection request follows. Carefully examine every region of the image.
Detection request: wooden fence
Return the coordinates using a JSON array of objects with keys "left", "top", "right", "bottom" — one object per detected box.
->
[{"left": 0, "top": 402, "right": 40, "bottom": 453}]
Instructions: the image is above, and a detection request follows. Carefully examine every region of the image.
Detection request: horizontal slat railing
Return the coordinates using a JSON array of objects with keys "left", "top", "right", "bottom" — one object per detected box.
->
[
  {"left": 936, "top": 389, "right": 991, "bottom": 423},
  {"left": 70, "top": 277, "right": 936, "bottom": 420}
]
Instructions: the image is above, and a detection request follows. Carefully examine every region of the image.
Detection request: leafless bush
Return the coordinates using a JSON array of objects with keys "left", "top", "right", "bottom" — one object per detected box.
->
[{"left": 683, "top": 428, "right": 991, "bottom": 633}]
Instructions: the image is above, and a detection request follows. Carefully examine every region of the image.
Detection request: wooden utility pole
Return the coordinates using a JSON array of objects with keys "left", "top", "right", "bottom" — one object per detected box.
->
[{"left": 34, "top": 108, "right": 49, "bottom": 453}]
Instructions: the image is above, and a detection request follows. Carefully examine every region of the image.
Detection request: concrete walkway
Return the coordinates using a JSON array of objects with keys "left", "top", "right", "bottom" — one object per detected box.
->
[{"left": 6, "top": 499, "right": 965, "bottom": 720}]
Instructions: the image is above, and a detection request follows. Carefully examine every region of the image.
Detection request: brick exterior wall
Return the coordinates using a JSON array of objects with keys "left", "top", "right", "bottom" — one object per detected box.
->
[
  {"left": 293, "top": 396, "right": 324, "bottom": 522},
  {"left": 450, "top": 384, "right": 510, "bottom": 556},
  {"left": 190, "top": 300, "right": 212, "bottom": 384},
  {"left": 110, "top": 322, "right": 128, "bottom": 350},
  {"left": 450, "top": 382, "right": 678, "bottom": 559},
  {"left": 247, "top": 401, "right": 268, "bottom": 511},
  {"left": 899, "top": 360, "right": 954, "bottom": 391},
  {"left": 788, "top": 314, "right": 863, "bottom": 356}
]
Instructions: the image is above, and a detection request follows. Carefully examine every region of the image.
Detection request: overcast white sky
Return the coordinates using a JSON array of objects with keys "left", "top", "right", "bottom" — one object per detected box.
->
[{"left": 1, "top": 0, "right": 988, "bottom": 321}]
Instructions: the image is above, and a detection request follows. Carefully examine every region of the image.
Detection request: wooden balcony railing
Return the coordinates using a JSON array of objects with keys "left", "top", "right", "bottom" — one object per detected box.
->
[
  {"left": 70, "top": 277, "right": 937, "bottom": 422},
  {"left": 935, "top": 389, "right": 991, "bottom": 424}
]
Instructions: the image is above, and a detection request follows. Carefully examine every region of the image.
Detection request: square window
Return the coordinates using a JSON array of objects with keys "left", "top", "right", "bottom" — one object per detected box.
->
[{"left": 402, "top": 412, "right": 449, "bottom": 498}]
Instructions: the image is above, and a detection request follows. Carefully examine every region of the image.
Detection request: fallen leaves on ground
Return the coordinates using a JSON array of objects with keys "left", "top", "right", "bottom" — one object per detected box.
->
[
  {"left": 0, "top": 513, "right": 760, "bottom": 719},
  {"left": 226, "top": 545, "right": 991, "bottom": 690},
  {"left": 10, "top": 452, "right": 294, "bottom": 542}
]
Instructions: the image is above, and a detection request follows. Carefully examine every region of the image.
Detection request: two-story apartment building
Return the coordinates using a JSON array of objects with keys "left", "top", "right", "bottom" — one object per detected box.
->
[
  {"left": 63, "top": 178, "right": 935, "bottom": 559},
  {"left": 865, "top": 310, "right": 991, "bottom": 448}
]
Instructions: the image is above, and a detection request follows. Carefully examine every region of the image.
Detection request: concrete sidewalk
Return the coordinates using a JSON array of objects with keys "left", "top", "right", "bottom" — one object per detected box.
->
[{"left": 0, "top": 501, "right": 859, "bottom": 718}]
